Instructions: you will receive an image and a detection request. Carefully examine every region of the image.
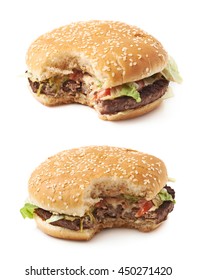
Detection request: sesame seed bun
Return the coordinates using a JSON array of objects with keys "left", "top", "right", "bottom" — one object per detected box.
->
[
  {"left": 26, "top": 20, "right": 168, "bottom": 88},
  {"left": 28, "top": 146, "right": 168, "bottom": 217}
]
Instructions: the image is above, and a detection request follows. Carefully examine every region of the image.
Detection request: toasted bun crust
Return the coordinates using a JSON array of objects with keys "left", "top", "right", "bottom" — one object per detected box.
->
[
  {"left": 28, "top": 146, "right": 168, "bottom": 217},
  {"left": 98, "top": 99, "right": 163, "bottom": 121},
  {"left": 34, "top": 214, "right": 161, "bottom": 240},
  {"left": 26, "top": 21, "right": 168, "bottom": 88}
]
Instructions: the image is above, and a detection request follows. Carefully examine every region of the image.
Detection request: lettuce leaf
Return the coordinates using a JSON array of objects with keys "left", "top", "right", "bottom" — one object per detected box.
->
[
  {"left": 152, "top": 188, "right": 175, "bottom": 209},
  {"left": 158, "top": 189, "right": 175, "bottom": 203},
  {"left": 162, "top": 56, "right": 182, "bottom": 83},
  {"left": 118, "top": 83, "right": 141, "bottom": 102},
  {"left": 101, "top": 83, "right": 141, "bottom": 102},
  {"left": 20, "top": 203, "right": 37, "bottom": 219}
]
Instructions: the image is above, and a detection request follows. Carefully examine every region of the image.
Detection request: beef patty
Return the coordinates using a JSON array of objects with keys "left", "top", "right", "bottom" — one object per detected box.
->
[{"left": 34, "top": 186, "right": 175, "bottom": 231}]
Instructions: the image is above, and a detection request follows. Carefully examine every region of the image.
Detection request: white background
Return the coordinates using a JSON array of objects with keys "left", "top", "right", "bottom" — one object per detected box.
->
[{"left": 1, "top": 0, "right": 197, "bottom": 279}]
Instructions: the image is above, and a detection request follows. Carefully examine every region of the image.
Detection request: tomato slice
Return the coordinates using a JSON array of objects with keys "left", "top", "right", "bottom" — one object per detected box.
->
[
  {"left": 135, "top": 200, "right": 153, "bottom": 218},
  {"left": 95, "top": 88, "right": 111, "bottom": 100}
]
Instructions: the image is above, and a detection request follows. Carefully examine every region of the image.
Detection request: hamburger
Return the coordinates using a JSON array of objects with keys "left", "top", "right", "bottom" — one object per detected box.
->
[
  {"left": 26, "top": 20, "right": 182, "bottom": 121},
  {"left": 20, "top": 146, "right": 175, "bottom": 241}
]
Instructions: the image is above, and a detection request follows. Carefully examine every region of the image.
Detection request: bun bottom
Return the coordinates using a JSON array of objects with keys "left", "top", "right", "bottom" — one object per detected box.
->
[
  {"left": 34, "top": 215, "right": 96, "bottom": 240},
  {"left": 34, "top": 215, "right": 161, "bottom": 241}
]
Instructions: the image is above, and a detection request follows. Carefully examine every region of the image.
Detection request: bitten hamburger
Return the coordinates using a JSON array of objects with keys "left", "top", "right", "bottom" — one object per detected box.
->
[
  {"left": 20, "top": 146, "right": 175, "bottom": 241},
  {"left": 26, "top": 20, "right": 181, "bottom": 120}
]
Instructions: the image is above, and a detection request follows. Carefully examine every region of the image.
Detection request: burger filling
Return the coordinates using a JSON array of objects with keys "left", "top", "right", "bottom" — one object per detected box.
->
[
  {"left": 27, "top": 57, "right": 181, "bottom": 115},
  {"left": 28, "top": 72, "right": 168, "bottom": 113},
  {"left": 20, "top": 186, "right": 175, "bottom": 231}
]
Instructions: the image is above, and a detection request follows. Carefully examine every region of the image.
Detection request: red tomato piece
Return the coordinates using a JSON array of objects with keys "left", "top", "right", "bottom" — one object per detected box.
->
[
  {"left": 96, "top": 88, "right": 111, "bottom": 99},
  {"left": 135, "top": 200, "right": 153, "bottom": 218}
]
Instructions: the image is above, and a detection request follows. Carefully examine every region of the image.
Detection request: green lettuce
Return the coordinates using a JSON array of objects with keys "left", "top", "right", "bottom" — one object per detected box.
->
[
  {"left": 118, "top": 83, "right": 141, "bottom": 102},
  {"left": 162, "top": 56, "right": 182, "bottom": 83},
  {"left": 20, "top": 203, "right": 37, "bottom": 219},
  {"left": 158, "top": 189, "right": 175, "bottom": 203},
  {"left": 102, "top": 83, "right": 141, "bottom": 102}
]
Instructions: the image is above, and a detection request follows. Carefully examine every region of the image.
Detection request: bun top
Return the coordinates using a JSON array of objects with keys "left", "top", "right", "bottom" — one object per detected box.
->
[
  {"left": 28, "top": 146, "right": 168, "bottom": 216},
  {"left": 26, "top": 21, "right": 168, "bottom": 88}
]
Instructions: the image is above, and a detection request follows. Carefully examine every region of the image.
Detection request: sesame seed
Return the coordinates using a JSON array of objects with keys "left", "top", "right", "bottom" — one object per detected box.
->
[{"left": 102, "top": 65, "right": 110, "bottom": 71}]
